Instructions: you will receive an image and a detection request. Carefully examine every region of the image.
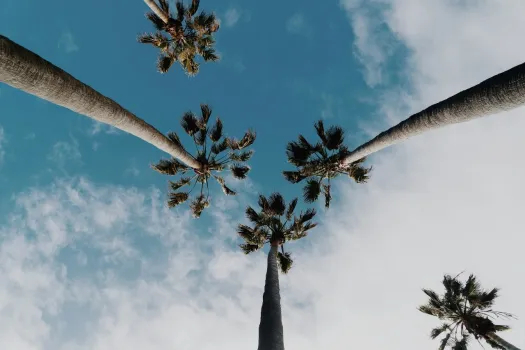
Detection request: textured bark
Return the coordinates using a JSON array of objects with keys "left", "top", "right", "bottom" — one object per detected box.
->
[
  {"left": 487, "top": 333, "right": 521, "bottom": 350},
  {"left": 0, "top": 35, "right": 201, "bottom": 169},
  {"left": 143, "top": 0, "right": 169, "bottom": 23},
  {"left": 343, "top": 62, "right": 525, "bottom": 165},
  {"left": 258, "top": 244, "right": 285, "bottom": 350}
]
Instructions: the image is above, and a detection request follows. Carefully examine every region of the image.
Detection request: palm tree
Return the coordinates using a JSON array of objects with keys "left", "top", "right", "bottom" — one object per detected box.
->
[
  {"left": 342, "top": 62, "right": 525, "bottom": 165},
  {"left": 237, "top": 193, "right": 317, "bottom": 350},
  {"left": 139, "top": 0, "right": 219, "bottom": 75},
  {"left": 419, "top": 273, "right": 521, "bottom": 350},
  {"left": 283, "top": 120, "right": 371, "bottom": 208},
  {"left": 152, "top": 104, "right": 255, "bottom": 217},
  {"left": 0, "top": 35, "right": 201, "bottom": 169}
]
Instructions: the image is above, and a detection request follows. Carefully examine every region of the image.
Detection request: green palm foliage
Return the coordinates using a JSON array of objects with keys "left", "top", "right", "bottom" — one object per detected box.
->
[
  {"left": 237, "top": 193, "right": 317, "bottom": 273},
  {"left": 152, "top": 104, "right": 255, "bottom": 217},
  {"left": 138, "top": 0, "right": 219, "bottom": 75},
  {"left": 419, "top": 273, "right": 518, "bottom": 350},
  {"left": 283, "top": 120, "right": 371, "bottom": 208}
]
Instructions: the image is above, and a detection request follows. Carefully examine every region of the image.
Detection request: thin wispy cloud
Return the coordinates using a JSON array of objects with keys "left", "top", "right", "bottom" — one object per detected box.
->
[
  {"left": 58, "top": 30, "right": 79, "bottom": 53},
  {"left": 224, "top": 7, "right": 241, "bottom": 27},
  {"left": 48, "top": 137, "right": 81, "bottom": 168},
  {"left": 286, "top": 13, "right": 309, "bottom": 36},
  {"left": 89, "top": 121, "right": 120, "bottom": 136}
]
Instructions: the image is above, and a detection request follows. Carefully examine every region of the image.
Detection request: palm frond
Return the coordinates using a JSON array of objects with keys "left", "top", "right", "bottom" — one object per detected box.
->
[
  {"left": 476, "top": 288, "right": 499, "bottom": 309},
  {"left": 237, "top": 224, "right": 256, "bottom": 243},
  {"left": 157, "top": 54, "right": 175, "bottom": 73},
  {"left": 286, "top": 141, "right": 311, "bottom": 166},
  {"left": 282, "top": 170, "right": 307, "bottom": 184},
  {"left": 189, "top": 194, "right": 209, "bottom": 218},
  {"left": 314, "top": 120, "right": 327, "bottom": 145},
  {"left": 484, "top": 337, "right": 506, "bottom": 350},
  {"left": 322, "top": 183, "right": 331, "bottom": 208},
  {"left": 202, "top": 48, "right": 219, "bottom": 61},
  {"left": 175, "top": 1, "right": 185, "bottom": 21},
  {"left": 231, "top": 164, "right": 250, "bottom": 179},
  {"left": 158, "top": 0, "right": 170, "bottom": 13},
  {"left": 245, "top": 206, "right": 262, "bottom": 225},
  {"left": 181, "top": 111, "right": 200, "bottom": 135},
  {"left": 230, "top": 150, "right": 254, "bottom": 162},
  {"left": 324, "top": 125, "right": 345, "bottom": 150},
  {"left": 431, "top": 324, "right": 450, "bottom": 339},
  {"left": 349, "top": 164, "right": 372, "bottom": 183},
  {"left": 167, "top": 131, "right": 182, "bottom": 146},
  {"left": 211, "top": 138, "right": 228, "bottom": 154},
  {"left": 152, "top": 158, "right": 189, "bottom": 176},
  {"left": 286, "top": 198, "right": 298, "bottom": 221},
  {"left": 169, "top": 177, "right": 192, "bottom": 191},
  {"left": 200, "top": 104, "right": 212, "bottom": 124},
  {"left": 145, "top": 12, "right": 166, "bottom": 30},
  {"left": 268, "top": 193, "right": 286, "bottom": 216},
  {"left": 493, "top": 325, "right": 510, "bottom": 332},
  {"left": 208, "top": 118, "right": 223, "bottom": 142},
  {"left": 214, "top": 175, "right": 236, "bottom": 195},
  {"left": 303, "top": 179, "right": 321, "bottom": 203},
  {"left": 258, "top": 195, "right": 270, "bottom": 212},
  {"left": 188, "top": 0, "right": 200, "bottom": 15},
  {"left": 439, "top": 333, "right": 452, "bottom": 350},
  {"left": 277, "top": 251, "right": 293, "bottom": 274},
  {"left": 167, "top": 192, "right": 189, "bottom": 208},
  {"left": 451, "top": 336, "right": 469, "bottom": 350},
  {"left": 297, "top": 208, "right": 316, "bottom": 224},
  {"left": 240, "top": 243, "right": 260, "bottom": 255},
  {"left": 238, "top": 130, "right": 256, "bottom": 149}
]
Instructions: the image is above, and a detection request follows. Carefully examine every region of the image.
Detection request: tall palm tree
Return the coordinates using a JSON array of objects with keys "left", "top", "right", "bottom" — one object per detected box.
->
[
  {"left": 419, "top": 273, "right": 521, "bottom": 350},
  {"left": 152, "top": 104, "right": 255, "bottom": 217},
  {"left": 237, "top": 193, "right": 317, "bottom": 350},
  {"left": 0, "top": 35, "right": 201, "bottom": 169},
  {"left": 283, "top": 120, "right": 371, "bottom": 208},
  {"left": 343, "top": 62, "right": 525, "bottom": 165},
  {"left": 139, "top": 0, "right": 219, "bottom": 75}
]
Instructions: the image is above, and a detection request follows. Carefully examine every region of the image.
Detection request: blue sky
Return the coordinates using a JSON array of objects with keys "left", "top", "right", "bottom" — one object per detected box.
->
[{"left": 1, "top": 0, "right": 525, "bottom": 349}]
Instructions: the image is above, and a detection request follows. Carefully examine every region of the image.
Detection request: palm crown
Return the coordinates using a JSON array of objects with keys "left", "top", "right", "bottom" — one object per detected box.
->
[
  {"left": 237, "top": 193, "right": 317, "bottom": 273},
  {"left": 138, "top": 0, "right": 219, "bottom": 75},
  {"left": 283, "top": 120, "right": 371, "bottom": 208},
  {"left": 419, "top": 274, "right": 516, "bottom": 350},
  {"left": 152, "top": 104, "right": 256, "bottom": 218}
]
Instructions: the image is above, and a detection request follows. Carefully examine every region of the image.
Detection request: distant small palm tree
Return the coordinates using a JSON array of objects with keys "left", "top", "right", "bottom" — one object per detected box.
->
[
  {"left": 419, "top": 273, "right": 521, "bottom": 350},
  {"left": 139, "top": 0, "right": 219, "bottom": 75},
  {"left": 283, "top": 120, "right": 371, "bottom": 208},
  {"left": 152, "top": 104, "right": 255, "bottom": 217},
  {"left": 237, "top": 193, "right": 317, "bottom": 350}
]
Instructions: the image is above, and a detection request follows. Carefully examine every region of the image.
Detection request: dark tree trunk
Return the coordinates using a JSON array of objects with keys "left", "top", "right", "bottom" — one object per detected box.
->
[{"left": 258, "top": 244, "right": 285, "bottom": 350}]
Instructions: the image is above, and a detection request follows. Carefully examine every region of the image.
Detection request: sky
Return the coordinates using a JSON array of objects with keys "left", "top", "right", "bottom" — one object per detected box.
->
[{"left": 0, "top": 0, "right": 524, "bottom": 349}]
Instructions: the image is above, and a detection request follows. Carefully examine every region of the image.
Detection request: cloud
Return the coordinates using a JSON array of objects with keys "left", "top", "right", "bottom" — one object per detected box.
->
[
  {"left": 58, "top": 31, "right": 79, "bottom": 53},
  {"left": 89, "top": 121, "right": 120, "bottom": 136},
  {"left": 286, "top": 13, "right": 308, "bottom": 35},
  {"left": 224, "top": 7, "right": 241, "bottom": 27},
  {"left": 48, "top": 137, "right": 81, "bottom": 168}
]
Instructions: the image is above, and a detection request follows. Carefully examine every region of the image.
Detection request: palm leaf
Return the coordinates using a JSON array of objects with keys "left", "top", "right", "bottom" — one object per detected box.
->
[
  {"left": 231, "top": 164, "right": 250, "bottom": 179},
  {"left": 167, "top": 192, "right": 189, "bottom": 208},
  {"left": 167, "top": 131, "right": 182, "bottom": 147},
  {"left": 240, "top": 243, "right": 260, "bottom": 255},
  {"left": 277, "top": 251, "right": 293, "bottom": 274},
  {"left": 157, "top": 54, "right": 175, "bottom": 73},
  {"left": 286, "top": 141, "right": 311, "bottom": 166},
  {"left": 145, "top": 12, "right": 166, "bottom": 31},
  {"left": 245, "top": 206, "right": 261, "bottom": 225},
  {"left": 175, "top": 1, "right": 185, "bottom": 21},
  {"left": 451, "top": 336, "right": 469, "bottom": 350},
  {"left": 211, "top": 138, "right": 228, "bottom": 154},
  {"left": 214, "top": 175, "right": 236, "bottom": 196},
  {"left": 314, "top": 120, "right": 328, "bottom": 145},
  {"left": 202, "top": 48, "right": 219, "bottom": 61},
  {"left": 283, "top": 170, "right": 307, "bottom": 184},
  {"left": 238, "top": 130, "right": 256, "bottom": 149},
  {"left": 431, "top": 325, "right": 450, "bottom": 339},
  {"left": 268, "top": 193, "right": 286, "bottom": 216},
  {"left": 324, "top": 125, "right": 344, "bottom": 150},
  {"left": 348, "top": 163, "right": 372, "bottom": 183},
  {"left": 158, "top": 0, "right": 170, "bottom": 13},
  {"left": 322, "top": 183, "right": 331, "bottom": 208},
  {"left": 230, "top": 150, "right": 254, "bottom": 162},
  {"left": 286, "top": 198, "right": 298, "bottom": 221},
  {"left": 439, "top": 332, "right": 452, "bottom": 350},
  {"left": 169, "top": 177, "right": 192, "bottom": 191},
  {"left": 189, "top": 194, "right": 209, "bottom": 218},
  {"left": 258, "top": 195, "right": 270, "bottom": 212},
  {"left": 303, "top": 179, "right": 321, "bottom": 203},
  {"left": 188, "top": 0, "right": 200, "bottom": 15},
  {"left": 200, "top": 104, "right": 212, "bottom": 124},
  {"left": 208, "top": 118, "right": 223, "bottom": 142},
  {"left": 297, "top": 208, "right": 316, "bottom": 224},
  {"left": 152, "top": 158, "right": 189, "bottom": 175},
  {"left": 181, "top": 111, "right": 200, "bottom": 135},
  {"left": 237, "top": 224, "right": 256, "bottom": 243}
]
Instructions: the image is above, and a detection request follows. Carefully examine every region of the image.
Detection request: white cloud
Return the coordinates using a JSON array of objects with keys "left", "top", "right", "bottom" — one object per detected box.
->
[
  {"left": 89, "top": 121, "right": 120, "bottom": 136},
  {"left": 58, "top": 31, "right": 79, "bottom": 53},
  {"left": 224, "top": 7, "right": 241, "bottom": 27},
  {"left": 48, "top": 137, "right": 81, "bottom": 168},
  {"left": 286, "top": 13, "right": 308, "bottom": 35}
]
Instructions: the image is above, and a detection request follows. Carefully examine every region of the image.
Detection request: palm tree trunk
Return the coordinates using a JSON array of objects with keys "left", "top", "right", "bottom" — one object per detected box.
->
[
  {"left": 487, "top": 333, "right": 521, "bottom": 350},
  {"left": 143, "top": 0, "right": 169, "bottom": 24},
  {"left": 0, "top": 35, "right": 201, "bottom": 169},
  {"left": 343, "top": 62, "right": 525, "bottom": 165},
  {"left": 258, "top": 243, "right": 285, "bottom": 350}
]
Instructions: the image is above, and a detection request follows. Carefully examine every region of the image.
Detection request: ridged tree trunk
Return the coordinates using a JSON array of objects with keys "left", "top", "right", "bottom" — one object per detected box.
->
[
  {"left": 0, "top": 35, "right": 201, "bottom": 169},
  {"left": 258, "top": 243, "right": 285, "bottom": 350},
  {"left": 487, "top": 333, "right": 521, "bottom": 350},
  {"left": 143, "top": 0, "right": 169, "bottom": 23},
  {"left": 343, "top": 62, "right": 525, "bottom": 165}
]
